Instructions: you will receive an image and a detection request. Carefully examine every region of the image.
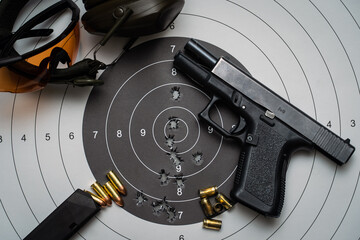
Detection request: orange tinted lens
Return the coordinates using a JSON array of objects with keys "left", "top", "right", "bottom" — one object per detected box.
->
[
  {"left": 0, "top": 23, "right": 80, "bottom": 93},
  {"left": 0, "top": 67, "right": 48, "bottom": 93},
  {"left": 27, "top": 23, "right": 80, "bottom": 67}
]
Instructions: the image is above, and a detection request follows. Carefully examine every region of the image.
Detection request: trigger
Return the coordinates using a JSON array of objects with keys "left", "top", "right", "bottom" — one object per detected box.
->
[{"left": 230, "top": 117, "right": 246, "bottom": 135}]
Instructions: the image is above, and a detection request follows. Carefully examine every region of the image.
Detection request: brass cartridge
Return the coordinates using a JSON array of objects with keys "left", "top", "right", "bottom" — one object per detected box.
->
[
  {"left": 200, "top": 197, "right": 214, "bottom": 217},
  {"left": 107, "top": 170, "right": 127, "bottom": 195},
  {"left": 216, "top": 193, "right": 233, "bottom": 210},
  {"left": 91, "top": 182, "right": 112, "bottom": 206},
  {"left": 104, "top": 181, "right": 124, "bottom": 207},
  {"left": 84, "top": 190, "right": 107, "bottom": 207},
  {"left": 213, "top": 202, "right": 224, "bottom": 213},
  {"left": 199, "top": 186, "right": 218, "bottom": 198},
  {"left": 203, "top": 219, "right": 222, "bottom": 231}
]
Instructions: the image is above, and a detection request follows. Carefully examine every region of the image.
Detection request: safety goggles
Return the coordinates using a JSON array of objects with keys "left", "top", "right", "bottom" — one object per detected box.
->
[{"left": 0, "top": 0, "right": 98, "bottom": 93}]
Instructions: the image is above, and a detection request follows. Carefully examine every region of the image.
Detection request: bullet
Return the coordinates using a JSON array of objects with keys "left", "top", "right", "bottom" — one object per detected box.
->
[
  {"left": 216, "top": 193, "right": 233, "bottom": 210},
  {"left": 200, "top": 197, "right": 214, "bottom": 217},
  {"left": 104, "top": 181, "right": 124, "bottom": 207},
  {"left": 91, "top": 182, "right": 112, "bottom": 206},
  {"left": 107, "top": 170, "right": 127, "bottom": 196},
  {"left": 84, "top": 190, "right": 107, "bottom": 207},
  {"left": 203, "top": 219, "right": 222, "bottom": 231},
  {"left": 199, "top": 186, "right": 218, "bottom": 198}
]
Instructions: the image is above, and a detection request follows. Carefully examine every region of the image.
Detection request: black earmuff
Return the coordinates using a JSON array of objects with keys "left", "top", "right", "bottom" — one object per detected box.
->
[{"left": 81, "top": 0, "right": 185, "bottom": 37}]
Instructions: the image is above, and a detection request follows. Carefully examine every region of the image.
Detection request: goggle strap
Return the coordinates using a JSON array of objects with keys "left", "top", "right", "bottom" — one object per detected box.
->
[
  {"left": 0, "top": 29, "right": 53, "bottom": 46},
  {"left": 19, "top": 28, "right": 54, "bottom": 39},
  {"left": 0, "top": 0, "right": 79, "bottom": 65},
  {"left": 3, "top": 0, "right": 71, "bottom": 56}
]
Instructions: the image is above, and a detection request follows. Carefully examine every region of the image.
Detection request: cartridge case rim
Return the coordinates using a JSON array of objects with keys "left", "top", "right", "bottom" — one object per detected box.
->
[{"left": 213, "top": 202, "right": 224, "bottom": 213}]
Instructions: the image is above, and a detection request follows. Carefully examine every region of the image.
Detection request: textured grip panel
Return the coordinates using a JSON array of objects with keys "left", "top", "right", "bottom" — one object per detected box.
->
[
  {"left": 313, "top": 126, "right": 355, "bottom": 165},
  {"left": 245, "top": 124, "right": 286, "bottom": 206},
  {"left": 231, "top": 122, "right": 289, "bottom": 217}
]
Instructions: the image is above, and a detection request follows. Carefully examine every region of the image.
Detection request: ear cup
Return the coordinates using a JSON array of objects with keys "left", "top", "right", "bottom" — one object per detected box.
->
[
  {"left": 82, "top": 0, "right": 111, "bottom": 11},
  {"left": 81, "top": 0, "right": 184, "bottom": 37}
]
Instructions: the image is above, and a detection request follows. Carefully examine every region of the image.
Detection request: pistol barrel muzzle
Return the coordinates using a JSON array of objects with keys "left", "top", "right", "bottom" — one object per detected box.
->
[
  {"left": 184, "top": 39, "right": 217, "bottom": 69},
  {"left": 174, "top": 52, "right": 211, "bottom": 86}
]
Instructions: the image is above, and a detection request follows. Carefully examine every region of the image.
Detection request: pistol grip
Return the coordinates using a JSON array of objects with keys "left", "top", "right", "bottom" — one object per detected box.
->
[{"left": 230, "top": 122, "right": 294, "bottom": 217}]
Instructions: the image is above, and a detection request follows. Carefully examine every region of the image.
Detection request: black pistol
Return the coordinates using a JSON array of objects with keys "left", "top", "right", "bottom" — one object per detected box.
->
[{"left": 173, "top": 39, "right": 355, "bottom": 217}]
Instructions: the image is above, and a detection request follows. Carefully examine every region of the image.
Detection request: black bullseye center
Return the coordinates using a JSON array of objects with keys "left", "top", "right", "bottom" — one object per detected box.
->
[{"left": 83, "top": 37, "right": 247, "bottom": 225}]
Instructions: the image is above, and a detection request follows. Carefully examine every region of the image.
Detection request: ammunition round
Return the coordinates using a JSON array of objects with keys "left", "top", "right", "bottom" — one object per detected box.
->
[
  {"left": 104, "top": 181, "right": 124, "bottom": 207},
  {"left": 216, "top": 193, "right": 233, "bottom": 210},
  {"left": 213, "top": 202, "right": 224, "bottom": 213},
  {"left": 85, "top": 190, "right": 107, "bottom": 207},
  {"left": 107, "top": 170, "right": 127, "bottom": 195},
  {"left": 91, "top": 182, "right": 112, "bottom": 206},
  {"left": 199, "top": 186, "right": 218, "bottom": 198},
  {"left": 203, "top": 219, "right": 222, "bottom": 231},
  {"left": 200, "top": 197, "right": 214, "bottom": 217}
]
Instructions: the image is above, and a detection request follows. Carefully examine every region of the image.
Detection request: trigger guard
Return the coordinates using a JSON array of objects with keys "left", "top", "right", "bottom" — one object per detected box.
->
[
  {"left": 199, "top": 95, "right": 233, "bottom": 138},
  {"left": 230, "top": 117, "right": 246, "bottom": 135}
]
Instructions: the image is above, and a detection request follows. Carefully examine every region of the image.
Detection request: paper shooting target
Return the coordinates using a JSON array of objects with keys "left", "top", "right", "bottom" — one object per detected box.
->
[{"left": 0, "top": 0, "right": 359, "bottom": 240}]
